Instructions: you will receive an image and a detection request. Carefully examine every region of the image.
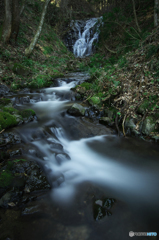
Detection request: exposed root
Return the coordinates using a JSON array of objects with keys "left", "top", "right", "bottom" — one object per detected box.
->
[{"left": 122, "top": 114, "right": 127, "bottom": 137}]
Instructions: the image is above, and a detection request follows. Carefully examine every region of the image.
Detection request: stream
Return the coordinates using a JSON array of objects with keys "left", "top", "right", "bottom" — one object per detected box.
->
[{"left": 1, "top": 72, "right": 159, "bottom": 240}]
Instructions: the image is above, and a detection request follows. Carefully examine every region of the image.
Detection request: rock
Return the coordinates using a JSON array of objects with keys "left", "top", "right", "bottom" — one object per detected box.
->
[
  {"left": 93, "top": 198, "right": 115, "bottom": 220},
  {"left": 76, "top": 86, "right": 86, "bottom": 95},
  {"left": 0, "top": 192, "right": 12, "bottom": 207},
  {"left": 0, "top": 132, "right": 21, "bottom": 145},
  {"left": 0, "top": 84, "right": 10, "bottom": 97},
  {"left": 125, "top": 118, "right": 140, "bottom": 136},
  {"left": 55, "top": 153, "right": 71, "bottom": 164},
  {"left": 99, "top": 117, "right": 113, "bottom": 126},
  {"left": 67, "top": 103, "right": 86, "bottom": 116},
  {"left": 95, "top": 199, "right": 103, "bottom": 207},
  {"left": 7, "top": 149, "right": 22, "bottom": 157},
  {"left": 14, "top": 114, "right": 24, "bottom": 125},
  {"left": 22, "top": 205, "right": 40, "bottom": 215},
  {"left": 142, "top": 117, "right": 155, "bottom": 135}
]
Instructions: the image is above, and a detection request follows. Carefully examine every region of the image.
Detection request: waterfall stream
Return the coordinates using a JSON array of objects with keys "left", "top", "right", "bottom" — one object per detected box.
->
[
  {"left": 2, "top": 73, "right": 159, "bottom": 240},
  {"left": 64, "top": 17, "right": 102, "bottom": 57}
]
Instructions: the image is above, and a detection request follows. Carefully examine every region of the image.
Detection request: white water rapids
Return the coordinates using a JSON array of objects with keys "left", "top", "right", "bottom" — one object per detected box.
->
[
  {"left": 8, "top": 72, "right": 159, "bottom": 240},
  {"left": 14, "top": 73, "right": 159, "bottom": 211}
]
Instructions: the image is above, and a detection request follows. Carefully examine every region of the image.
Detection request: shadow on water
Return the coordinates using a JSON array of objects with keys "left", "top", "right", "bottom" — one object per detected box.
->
[{"left": 1, "top": 73, "right": 159, "bottom": 240}]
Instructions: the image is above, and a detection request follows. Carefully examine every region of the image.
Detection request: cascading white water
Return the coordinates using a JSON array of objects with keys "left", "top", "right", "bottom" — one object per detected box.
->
[{"left": 73, "top": 17, "right": 102, "bottom": 57}]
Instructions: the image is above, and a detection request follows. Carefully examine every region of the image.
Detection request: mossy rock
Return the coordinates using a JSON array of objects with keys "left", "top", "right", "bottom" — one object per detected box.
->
[
  {"left": 89, "top": 96, "right": 101, "bottom": 106},
  {"left": 137, "top": 100, "right": 149, "bottom": 115},
  {"left": 104, "top": 108, "right": 117, "bottom": 119},
  {"left": 12, "top": 63, "right": 30, "bottom": 76},
  {"left": 20, "top": 109, "right": 35, "bottom": 118},
  {"left": 2, "top": 107, "right": 19, "bottom": 115},
  {"left": 67, "top": 103, "right": 86, "bottom": 116},
  {"left": 0, "top": 111, "right": 17, "bottom": 131},
  {"left": 142, "top": 116, "right": 155, "bottom": 135}
]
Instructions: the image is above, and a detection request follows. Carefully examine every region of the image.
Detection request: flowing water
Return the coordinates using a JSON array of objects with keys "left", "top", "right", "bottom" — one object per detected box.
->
[
  {"left": 73, "top": 18, "right": 102, "bottom": 57},
  {"left": 1, "top": 72, "right": 159, "bottom": 240}
]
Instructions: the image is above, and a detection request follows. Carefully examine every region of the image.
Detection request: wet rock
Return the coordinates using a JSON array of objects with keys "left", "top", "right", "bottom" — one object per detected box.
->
[
  {"left": 55, "top": 153, "right": 71, "bottom": 165},
  {"left": 84, "top": 107, "right": 100, "bottom": 119},
  {"left": 0, "top": 132, "right": 21, "bottom": 146},
  {"left": 0, "top": 190, "right": 23, "bottom": 208},
  {"left": 12, "top": 96, "right": 30, "bottom": 105},
  {"left": 103, "top": 198, "right": 115, "bottom": 209},
  {"left": 94, "top": 205, "right": 106, "bottom": 220},
  {"left": 0, "top": 84, "right": 10, "bottom": 97},
  {"left": 67, "top": 103, "right": 86, "bottom": 116},
  {"left": 14, "top": 114, "right": 23, "bottom": 125},
  {"left": 125, "top": 118, "right": 140, "bottom": 136},
  {"left": 24, "top": 161, "right": 50, "bottom": 192},
  {"left": 93, "top": 198, "right": 115, "bottom": 220},
  {"left": 7, "top": 149, "right": 22, "bottom": 157},
  {"left": 99, "top": 117, "right": 113, "bottom": 126},
  {"left": 142, "top": 117, "right": 155, "bottom": 135},
  {"left": 0, "top": 192, "right": 12, "bottom": 207},
  {"left": 22, "top": 205, "right": 40, "bottom": 215}
]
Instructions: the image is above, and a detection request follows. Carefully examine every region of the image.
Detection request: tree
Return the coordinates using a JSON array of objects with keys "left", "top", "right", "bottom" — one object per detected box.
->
[
  {"left": 25, "top": 0, "right": 50, "bottom": 57},
  {"left": 2, "top": 0, "right": 12, "bottom": 43},
  {"left": 154, "top": 0, "right": 159, "bottom": 27},
  {"left": 2, "top": 0, "right": 26, "bottom": 44}
]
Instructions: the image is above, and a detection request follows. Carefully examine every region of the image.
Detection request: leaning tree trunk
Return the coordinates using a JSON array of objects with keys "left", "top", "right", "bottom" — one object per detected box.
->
[
  {"left": 154, "top": 0, "right": 159, "bottom": 27},
  {"left": 25, "top": 0, "right": 50, "bottom": 57},
  {"left": 2, "top": 0, "right": 12, "bottom": 43}
]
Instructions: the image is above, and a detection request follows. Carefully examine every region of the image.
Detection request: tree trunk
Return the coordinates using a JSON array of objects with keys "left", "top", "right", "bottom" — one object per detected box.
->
[
  {"left": 154, "top": 0, "right": 159, "bottom": 27},
  {"left": 2, "top": 0, "right": 12, "bottom": 43},
  {"left": 11, "top": 0, "right": 20, "bottom": 43},
  {"left": 25, "top": 0, "right": 50, "bottom": 57},
  {"left": 132, "top": 0, "right": 141, "bottom": 33}
]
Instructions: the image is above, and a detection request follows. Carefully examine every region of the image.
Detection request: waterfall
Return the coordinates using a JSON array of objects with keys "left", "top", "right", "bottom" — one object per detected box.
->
[
  {"left": 64, "top": 17, "right": 102, "bottom": 57},
  {"left": 73, "top": 17, "right": 102, "bottom": 57}
]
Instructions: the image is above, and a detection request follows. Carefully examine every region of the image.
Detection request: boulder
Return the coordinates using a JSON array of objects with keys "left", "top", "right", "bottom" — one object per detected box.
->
[
  {"left": 67, "top": 103, "right": 86, "bottom": 116},
  {"left": 142, "top": 116, "right": 155, "bottom": 135},
  {"left": 99, "top": 117, "right": 113, "bottom": 126},
  {"left": 0, "top": 84, "right": 10, "bottom": 97}
]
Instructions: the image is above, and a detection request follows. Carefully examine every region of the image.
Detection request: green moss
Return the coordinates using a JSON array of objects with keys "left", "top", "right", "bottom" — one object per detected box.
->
[
  {"left": 0, "top": 111, "right": 17, "bottom": 131},
  {"left": 89, "top": 96, "right": 101, "bottom": 106},
  {"left": 20, "top": 109, "right": 35, "bottom": 118},
  {"left": 80, "top": 82, "right": 92, "bottom": 90},
  {"left": 0, "top": 170, "right": 13, "bottom": 188},
  {"left": 2, "top": 107, "right": 19, "bottom": 115}
]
